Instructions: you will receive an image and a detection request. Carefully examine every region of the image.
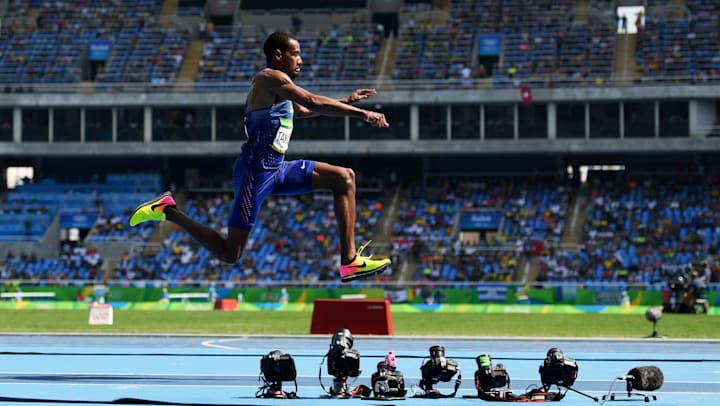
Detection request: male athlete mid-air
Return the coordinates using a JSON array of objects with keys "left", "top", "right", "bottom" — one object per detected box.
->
[{"left": 129, "top": 31, "right": 391, "bottom": 282}]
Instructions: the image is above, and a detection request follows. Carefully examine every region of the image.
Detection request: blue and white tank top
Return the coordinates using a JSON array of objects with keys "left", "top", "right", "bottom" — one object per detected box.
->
[{"left": 242, "top": 98, "right": 294, "bottom": 170}]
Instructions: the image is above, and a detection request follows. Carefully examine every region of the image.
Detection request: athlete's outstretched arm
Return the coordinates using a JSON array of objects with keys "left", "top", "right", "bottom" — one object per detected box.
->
[
  {"left": 284, "top": 82, "right": 384, "bottom": 124},
  {"left": 295, "top": 88, "right": 377, "bottom": 118},
  {"left": 264, "top": 71, "right": 386, "bottom": 126},
  {"left": 338, "top": 88, "right": 377, "bottom": 104}
]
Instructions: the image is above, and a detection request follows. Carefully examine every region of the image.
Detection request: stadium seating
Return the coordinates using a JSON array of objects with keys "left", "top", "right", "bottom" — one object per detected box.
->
[
  {"left": 198, "top": 25, "right": 380, "bottom": 86},
  {"left": 636, "top": 19, "right": 690, "bottom": 78},
  {"left": 0, "top": 0, "right": 190, "bottom": 85},
  {"left": 393, "top": 176, "right": 568, "bottom": 283},
  {"left": 0, "top": 207, "right": 52, "bottom": 241},
  {"left": 3, "top": 0, "right": 716, "bottom": 88},
  {"left": 0, "top": 174, "right": 161, "bottom": 243},
  {"left": 1, "top": 247, "right": 105, "bottom": 282},
  {"left": 539, "top": 174, "right": 720, "bottom": 287},
  {"left": 394, "top": 177, "right": 568, "bottom": 244},
  {"left": 635, "top": 0, "right": 720, "bottom": 82},
  {"left": 415, "top": 247, "right": 516, "bottom": 284},
  {"left": 2, "top": 170, "right": 719, "bottom": 288}
]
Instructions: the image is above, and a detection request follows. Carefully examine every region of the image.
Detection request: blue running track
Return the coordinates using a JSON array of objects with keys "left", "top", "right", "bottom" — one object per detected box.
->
[{"left": 1, "top": 335, "right": 719, "bottom": 406}]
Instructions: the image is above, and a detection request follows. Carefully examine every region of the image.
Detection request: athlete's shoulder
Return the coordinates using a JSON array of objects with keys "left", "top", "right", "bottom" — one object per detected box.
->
[{"left": 254, "top": 67, "right": 293, "bottom": 85}]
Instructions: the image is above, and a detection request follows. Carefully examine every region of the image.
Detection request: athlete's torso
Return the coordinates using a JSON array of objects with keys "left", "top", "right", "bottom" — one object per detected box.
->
[{"left": 242, "top": 70, "right": 295, "bottom": 170}]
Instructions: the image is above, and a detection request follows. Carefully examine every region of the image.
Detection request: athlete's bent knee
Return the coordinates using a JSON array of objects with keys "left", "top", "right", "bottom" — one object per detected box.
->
[
  {"left": 339, "top": 167, "right": 355, "bottom": 194},
  {"left": 218, "top": 245, "right": 244, "bottom": 264}
]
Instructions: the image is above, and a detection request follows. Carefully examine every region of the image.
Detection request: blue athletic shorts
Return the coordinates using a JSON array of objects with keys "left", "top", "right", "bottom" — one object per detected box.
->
[{"left": 228, "top": 158, "right": 316, "bottom": 230}]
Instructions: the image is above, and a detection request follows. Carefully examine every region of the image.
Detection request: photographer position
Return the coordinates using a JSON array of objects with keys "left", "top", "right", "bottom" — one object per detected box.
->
[
  {"left": 687, "top": 269, "right": 709, "bottom": 314},
  {"left": 664, "top": 267, "right": 691, "bottom": 313},
  {"left": 664, "top": 261, "right": 711, "bottom": 314}
]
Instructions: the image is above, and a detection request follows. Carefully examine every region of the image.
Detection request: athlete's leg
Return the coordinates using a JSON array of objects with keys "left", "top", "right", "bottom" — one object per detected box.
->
[
  {"left": 128, "top": 193, "right": 249, "bottom": 263},
  {"left": 311, "top": 161, "right": 356, "bottom": 264},
  {"left": 310, "top": 161, "right": 390, "bottom": 282},
  {"left": 129, "top": 158, "right": 267, "bottom": 264},
  {"left": 165, "top": 208, "right": 249, "bottom": 263}
]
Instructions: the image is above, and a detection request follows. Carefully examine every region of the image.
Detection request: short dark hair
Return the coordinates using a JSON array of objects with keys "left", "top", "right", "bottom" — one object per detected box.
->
[{"left": 263, "top": 32, "right": 296, "bottom": 64}]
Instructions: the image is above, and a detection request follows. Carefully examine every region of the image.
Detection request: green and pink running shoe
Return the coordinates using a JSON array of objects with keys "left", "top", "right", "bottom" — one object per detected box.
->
[
  {"left": 340, "top": 240, "right": 391, "bottom": 282},
  {"left": 128, "top": 191, "right": 176, "bottom": 226}
]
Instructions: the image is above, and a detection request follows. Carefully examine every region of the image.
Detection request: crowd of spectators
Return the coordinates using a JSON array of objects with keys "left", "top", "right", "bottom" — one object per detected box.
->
[
  {"left": 0, "top": 0, "right": 717, "bottom": 87},
  {"left": 0, "top": 0, "right": 189, "bottom": 85},
  {"left": 393, "top": 1, "right": 486, "bottom": 82},
  {"left": 396, "top": 176, "right": 569, "bottom": 283},
  {"left": 196, "top": 20, "right": 382, "bottom": 86},
  {"left": 3, "top": 171, "right": 720, "bottom": 288},
  {"left": 636, "top": 0, "right": 720, "bottom": 82},
  {"left": 414, "top": 245, "right": 517, "bottom": 284},
  {"left": 1, "top": 245, "right": 106, "bottom": 283},
  {"left": 538, "top": 173, "right": 720, "bottom": 287},
  {"left": 395, "top": 176, "right": 568, "bottom": 245}
]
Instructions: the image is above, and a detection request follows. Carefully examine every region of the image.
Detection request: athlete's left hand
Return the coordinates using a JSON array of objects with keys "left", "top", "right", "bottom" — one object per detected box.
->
[{"left": 346, "top": 88, "right": 377, "bottom": 104}]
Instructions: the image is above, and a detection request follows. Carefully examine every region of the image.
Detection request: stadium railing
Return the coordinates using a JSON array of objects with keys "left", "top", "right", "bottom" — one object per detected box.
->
[
  {"left": 5, "top": 278, "right": 716, "bottom": 292},
  {"left": 2, "top": 74, "right": 719, "bottom": 94}
]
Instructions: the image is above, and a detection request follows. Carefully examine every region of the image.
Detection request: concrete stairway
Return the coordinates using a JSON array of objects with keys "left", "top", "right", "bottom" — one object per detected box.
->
[
  {"left": 175, "top": 40, "right": 204, "bottom": 90},
  {"left": 572, "top": 0, "right": 590, "bottom": 22},
  {"left": 615, "top": 34, "right": 638, "bottom": 83},
  {"left": 161, "top": 0, "right": 179, "bottom": 17},
  {"left": 375, "top": 34, "right": 397, "bottom": 83},
  {"left": 669, "top": 0, "right": 686, "bottom": 19},
  {"left": 561, "top": 192, "right": 587, "bottom": 244}
]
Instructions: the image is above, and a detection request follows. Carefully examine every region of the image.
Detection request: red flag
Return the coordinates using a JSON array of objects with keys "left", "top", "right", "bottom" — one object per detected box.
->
[{"left": 521, "top": 87, "right": 533, "bottom": 104}]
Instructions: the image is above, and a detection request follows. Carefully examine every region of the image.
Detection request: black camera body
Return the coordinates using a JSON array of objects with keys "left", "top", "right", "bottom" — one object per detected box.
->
[
  {"left": 371, "top": 361, "right": 406, "bottom": 398},
  {"left": 260, "top": 350, "right": 297, "bottom": 383},
  {"left": 419, "top": 345, "right": 459, "bottom": 390},
  {"left": 668, "top": 271, "right": 691, "bottom": 293},
  {"left": 539, "top": 348, "right": 578, "bottom": 389},
  {"left": 257, "top": 350, "right": 298, "bottom": 399},
  {"left": 327, "top": 328, "right": 361, "bottom": 379},
  {"left": 474, "top": 354, "right": 509, "bottom": 392}
]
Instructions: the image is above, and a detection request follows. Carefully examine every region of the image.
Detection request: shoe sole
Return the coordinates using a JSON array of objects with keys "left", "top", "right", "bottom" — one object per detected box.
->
[
  {"left": 340, "top": 263, "right": 389, "bottom": 283},
  {"left": 128, "top": 191, "right": 172, "bottom": 225}
]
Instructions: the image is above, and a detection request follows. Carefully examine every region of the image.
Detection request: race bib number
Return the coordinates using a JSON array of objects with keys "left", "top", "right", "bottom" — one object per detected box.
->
[{"left": 271, "top": 118, "right": 293, "bottom": 153}]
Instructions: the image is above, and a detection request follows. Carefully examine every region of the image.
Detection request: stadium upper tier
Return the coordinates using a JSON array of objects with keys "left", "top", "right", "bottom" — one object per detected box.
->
[{"left": 0, "top": 0, "right": 717, "bottom": 91}]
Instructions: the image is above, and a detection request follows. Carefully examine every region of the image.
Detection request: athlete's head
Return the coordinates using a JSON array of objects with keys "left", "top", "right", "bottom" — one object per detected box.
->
[{"left": 264, "top": 31, "right": 302, "bottom": 79}]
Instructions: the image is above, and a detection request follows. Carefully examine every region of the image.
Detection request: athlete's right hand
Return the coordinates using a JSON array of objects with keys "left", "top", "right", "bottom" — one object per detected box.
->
[{"left": 364, "top": 111, "right": 389, "bottom": 128}]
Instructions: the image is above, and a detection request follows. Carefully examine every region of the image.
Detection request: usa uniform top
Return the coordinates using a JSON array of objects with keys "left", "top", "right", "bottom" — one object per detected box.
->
[
  {"left": 229, "top": 94, "right": 316, "bottom": 230},
  {"left": 242, "top": 98, "right": 294, "bottom": 170}
]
